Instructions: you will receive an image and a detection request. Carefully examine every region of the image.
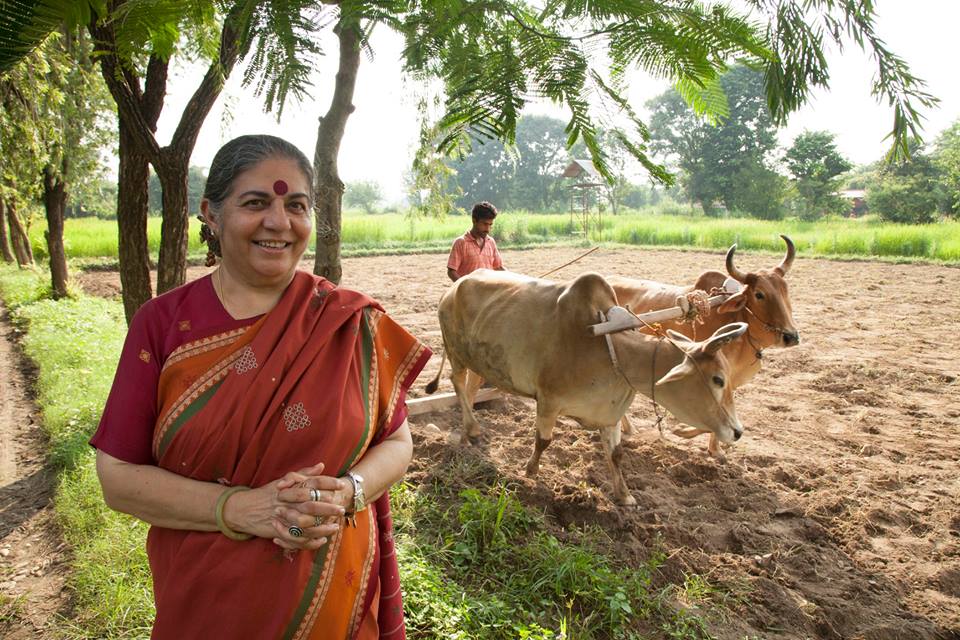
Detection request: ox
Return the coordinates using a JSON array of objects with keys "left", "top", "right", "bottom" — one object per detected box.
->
[
  {"left": 608, "top": 235, "right": 799, "bottom": 455},
  {"left": 426, "top": 269, "right": 748, "bottom": 505}
]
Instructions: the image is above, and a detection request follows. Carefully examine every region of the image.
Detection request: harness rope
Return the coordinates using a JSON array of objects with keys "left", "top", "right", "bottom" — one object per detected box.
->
[
  {"left": 601, "top": 309, "right": 740, "bottom": 434},
  {"left": 537, "top": 246, "right": 600, "bottom": 278},
  {"left": 601, "top": 313, "right": 666, "bottom": 435}
]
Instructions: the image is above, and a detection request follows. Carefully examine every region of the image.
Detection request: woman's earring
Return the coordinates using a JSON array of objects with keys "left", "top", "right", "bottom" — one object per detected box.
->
[
  {"left": 205, "top": 243, "right": 218, "bottom": 267},
  {"left": 198, "top": 215, "right": 221, "bottom": 267}
]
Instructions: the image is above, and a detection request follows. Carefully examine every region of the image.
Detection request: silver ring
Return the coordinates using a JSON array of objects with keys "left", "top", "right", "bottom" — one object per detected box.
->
[
  {"left": 288, "top": 525, "right": 304, "bottom": 538},
  {"left": 315, "top": 516, "right": 323, "bottom": 527},
  {"left": 310, "top": 488, "right": 321, "bottom": 502}
]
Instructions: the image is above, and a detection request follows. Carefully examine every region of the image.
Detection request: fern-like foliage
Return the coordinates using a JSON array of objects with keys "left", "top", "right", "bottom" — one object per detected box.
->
[
  {"left": 2, "top": 0, "right": 938, "bottom": 178},
  {"left": 0, "top": 0, "right": 105, "bottom": 72},
  {"left": 397, "top": 0, "right": 935, "bottom": 181}
]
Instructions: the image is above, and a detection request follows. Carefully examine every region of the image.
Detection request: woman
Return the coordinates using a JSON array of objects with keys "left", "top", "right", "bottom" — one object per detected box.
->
[{"left": 91, "top": 135, "right": 430, "bottom": 639}]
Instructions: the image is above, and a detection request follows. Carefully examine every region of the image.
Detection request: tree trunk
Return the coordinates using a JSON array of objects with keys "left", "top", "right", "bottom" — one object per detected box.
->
[
  {"left": 116, "top": 114, "right": 155, "bottom": 323},
  {"left": 0, "top": 199, "right": 14, "bottom": 263},
  {"left": 6, "top": 200, "right": 33, "bottom": 266},
  {"left": 90, "top": 10, "right": 241, "bottom": 296},
  {"left": 42, "top": 165, "right": 69, "bottom": 297},
  {"left": 313, "top": 22, "right": 361, "bottom": 285},
  {"left": 90, "top": 9, "right": 170, "bottom": 321},
  {"left": 155, "top": 154, "right": 190, "bottom": 294}
]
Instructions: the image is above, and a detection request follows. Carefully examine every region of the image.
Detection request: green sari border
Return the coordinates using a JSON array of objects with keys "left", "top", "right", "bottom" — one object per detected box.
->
[
  {"left": 156, "top": 378, "right": 225, "bottom": 460},
  {"left": 281, "top": 308, "right": 376, "bottom": 640}
]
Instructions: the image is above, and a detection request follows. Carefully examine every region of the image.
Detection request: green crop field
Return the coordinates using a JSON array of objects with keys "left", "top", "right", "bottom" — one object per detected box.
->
[{"left": 24, "top": 208, "right": 960, "bottom": 264}]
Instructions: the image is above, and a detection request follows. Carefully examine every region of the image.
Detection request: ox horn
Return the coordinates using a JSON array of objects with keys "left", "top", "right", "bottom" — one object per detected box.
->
[
  {"left": 776, "top": 234, "right": 795, "bottom": 276},
  {"left": 725, "top": 244, "right": 747, "bottom": 283}
]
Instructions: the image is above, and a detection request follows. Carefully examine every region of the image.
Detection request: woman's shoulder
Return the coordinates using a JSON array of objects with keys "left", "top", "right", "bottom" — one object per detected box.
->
[
  {"left": 294, "top": 270, "right": 382, "bottom": 312},
  {"left": 128, "top": 276, "right": 228, "bottom": 344},
  {"left": 133, "top": 276, "right": 214, "bottom": 321}
]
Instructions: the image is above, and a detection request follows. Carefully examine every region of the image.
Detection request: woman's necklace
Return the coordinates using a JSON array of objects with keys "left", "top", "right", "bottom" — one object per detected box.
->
[{"left": 216, "top": 267, "right": 231, "bottom": 317}]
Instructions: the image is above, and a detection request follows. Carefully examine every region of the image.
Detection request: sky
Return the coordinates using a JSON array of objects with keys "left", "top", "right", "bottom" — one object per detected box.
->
[{"left": 156, "top": 0, "right": 960, "bottom": 203}]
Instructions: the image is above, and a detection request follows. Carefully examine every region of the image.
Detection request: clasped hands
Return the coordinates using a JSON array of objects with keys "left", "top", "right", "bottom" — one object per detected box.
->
[{"left": 222, "top": 462, "right": 354, "bottom": 551}]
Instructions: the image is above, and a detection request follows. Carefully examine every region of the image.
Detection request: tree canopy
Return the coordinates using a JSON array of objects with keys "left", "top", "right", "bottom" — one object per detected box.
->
[
  {"left": 785, "top": 130, "right": 853, "bottom": 220},
  {"left": 647, "top": 65, "right": 782, "bottom": 216},
  {"left": 932, "top": 120, "right": 960, "bottom": 215},
  {"left": 2, "top": 0, "right": 938, "bottom": 173}
]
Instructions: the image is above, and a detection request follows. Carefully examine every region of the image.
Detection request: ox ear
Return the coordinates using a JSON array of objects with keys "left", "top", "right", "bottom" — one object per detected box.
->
[
  {"left": 655, "top": 359, "right": 695, "bottom": 387},
  {"left": 717, "top": 290, "right": 747, "bottom": 314},
  {"left": 701, "top": 322, "right": 748, "bottom": 355},
  {"left": 666, "top": 329, "right": 694, "bottom": 344}
]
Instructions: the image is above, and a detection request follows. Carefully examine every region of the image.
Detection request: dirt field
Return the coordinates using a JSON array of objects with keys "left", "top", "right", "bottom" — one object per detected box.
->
[{"left": 77, "top": 246, "right": 960, "bottom": 639}]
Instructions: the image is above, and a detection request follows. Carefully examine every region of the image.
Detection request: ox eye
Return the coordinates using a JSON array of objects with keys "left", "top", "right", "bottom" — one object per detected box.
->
[
  {"left": 754, "top": 291, "right": 765, "bottom": 300},
  {"left": 712, "top": 375, "right": 725, "bottom": 388}
]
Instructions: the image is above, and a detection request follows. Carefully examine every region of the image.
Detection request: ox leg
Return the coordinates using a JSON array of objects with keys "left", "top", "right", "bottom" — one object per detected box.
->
[
  {"left": 619, "top": 414, "right": 634, "bottom": 436},
  {"left": 464, "top": 370, "right": 485, "bottom": 415},
  {"left": 707, "top": 434, "right": 726, "bottom": 462},
  {"left": 525, "top": 406, "right": 558, "bottom": 478},
  {"left": 599, "top": 424, "right": 636, "bottom": 506},
  {"left": 673, "top": 427, "right": 709, "bottom": 439},
  {"left": 450, "top": 365, "right": 482, "bottom": 445}
]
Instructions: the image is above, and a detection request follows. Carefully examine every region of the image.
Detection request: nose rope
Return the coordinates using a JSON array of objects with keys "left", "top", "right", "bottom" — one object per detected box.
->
[
  {"left": 744, "top": 330, "right": 764, "bottom": 363},
  {"left": 743, "top": 303, "right": 787, "bottom": 337}
]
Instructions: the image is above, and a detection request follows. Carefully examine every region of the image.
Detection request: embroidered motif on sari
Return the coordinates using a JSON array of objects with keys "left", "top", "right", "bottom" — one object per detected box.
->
[{"left": 146, "top": 272, "right": 430, "bottom": 640}]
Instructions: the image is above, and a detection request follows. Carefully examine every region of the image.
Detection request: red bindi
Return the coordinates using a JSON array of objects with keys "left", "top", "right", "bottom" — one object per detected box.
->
[{"left": 273, "top": 180, "right": 289, "bottom": 196}]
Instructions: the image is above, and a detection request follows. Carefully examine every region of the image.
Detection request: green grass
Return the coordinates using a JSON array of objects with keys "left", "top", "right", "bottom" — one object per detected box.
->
[
  {"left": 0, "top": 265, "right": 734, "bottom": 638},
  {"left": 25, "top": 208, "right": 960, "bottom": 264},
  {"left": 0, "top": 265, "right": 52, "bottom": 309},
  {"left": 393, "top": 455, "right": 723, "bottom": 639},
  {"left": 0, "top": 265, "right": 152, "bottom": 637}
]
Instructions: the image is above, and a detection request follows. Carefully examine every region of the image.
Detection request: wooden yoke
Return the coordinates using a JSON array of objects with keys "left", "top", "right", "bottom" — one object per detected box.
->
[{"left": 589, "top": 277, "right": 741, "bottom": 336}]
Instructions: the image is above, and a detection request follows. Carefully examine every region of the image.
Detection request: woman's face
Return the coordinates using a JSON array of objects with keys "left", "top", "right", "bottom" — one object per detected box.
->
[{"left": 203, "top": 156, "right": 312, "bottom": 288}]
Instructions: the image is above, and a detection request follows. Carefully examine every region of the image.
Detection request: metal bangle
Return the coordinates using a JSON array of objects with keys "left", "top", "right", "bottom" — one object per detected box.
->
[{"left": 215, "top": 486, "right": 253, "bottom": 541}]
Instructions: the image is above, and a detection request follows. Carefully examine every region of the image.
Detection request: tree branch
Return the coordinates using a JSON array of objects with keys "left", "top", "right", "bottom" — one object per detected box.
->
[
  {"left": 88, "top": 19, "right": 163, "bottom": 164},
  {"left": 169, "top": 4, "right": 244, "bottom": 158}
]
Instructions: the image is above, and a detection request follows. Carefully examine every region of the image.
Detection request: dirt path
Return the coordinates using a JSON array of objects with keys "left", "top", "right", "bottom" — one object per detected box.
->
[
  {"left": 0, "top": 303, "right": 71, "bottom": 638},
  {"left": 76, "top": 246, "right": 960, "bottom": 639}
]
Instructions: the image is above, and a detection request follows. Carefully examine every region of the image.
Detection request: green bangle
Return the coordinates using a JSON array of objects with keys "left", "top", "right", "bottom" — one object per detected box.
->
[{"left": 215, "top": 485, "right": 253, "bottom": 541}]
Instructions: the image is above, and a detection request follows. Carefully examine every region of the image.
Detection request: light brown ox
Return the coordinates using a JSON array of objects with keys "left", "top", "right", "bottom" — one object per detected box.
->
[
  {"left": 425, "top": 269, "right": 749, "bottom": 505},
  {"left": 607, "top": 235, "right": 799, "bottom": 455}
]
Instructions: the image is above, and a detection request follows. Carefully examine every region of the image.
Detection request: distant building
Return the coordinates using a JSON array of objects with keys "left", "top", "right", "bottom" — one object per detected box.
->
[{"left": 838, "top": 189, "right": 868, "bottom": 217}]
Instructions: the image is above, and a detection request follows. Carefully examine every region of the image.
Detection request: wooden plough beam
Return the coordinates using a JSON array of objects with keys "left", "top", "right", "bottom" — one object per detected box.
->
[{"left": 407, "top": 388, "right": 502, "bottom": 416}]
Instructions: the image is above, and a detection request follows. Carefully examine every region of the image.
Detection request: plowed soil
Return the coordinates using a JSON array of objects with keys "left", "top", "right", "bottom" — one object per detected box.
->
[{"left": 75, "top": 246, "right": 960, "bottom": 639}]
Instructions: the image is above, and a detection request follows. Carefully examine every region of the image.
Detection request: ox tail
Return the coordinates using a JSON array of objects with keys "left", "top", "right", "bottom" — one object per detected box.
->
[{"left": 424, "top": 351, "right": 446, "bottom": 395}]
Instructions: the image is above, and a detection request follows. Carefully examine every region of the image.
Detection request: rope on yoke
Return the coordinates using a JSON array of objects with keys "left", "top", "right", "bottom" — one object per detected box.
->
[
  {"left": 600, "top": 308, "right": 740, "bottom": 437},
  {"left": 600, "top": 310, "right": 667, "bottom": 434},
  {"left": 680, "top": 290, "right": 710, "bottom": 325}
]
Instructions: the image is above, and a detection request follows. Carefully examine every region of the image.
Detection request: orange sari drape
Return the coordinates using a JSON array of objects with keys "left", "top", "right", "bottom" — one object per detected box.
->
[{"left": 146, "top": 271, "right": 430, "bottom": 640}]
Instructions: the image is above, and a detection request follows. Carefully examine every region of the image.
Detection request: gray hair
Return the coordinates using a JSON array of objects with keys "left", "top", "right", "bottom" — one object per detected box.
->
[{"left": 203, "top": 134, "right": 314, "bottom": 220}]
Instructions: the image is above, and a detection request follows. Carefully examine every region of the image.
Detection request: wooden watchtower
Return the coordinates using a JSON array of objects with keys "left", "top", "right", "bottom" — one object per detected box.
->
[{"left": 562, "top": 159, "right": 605, "bottom": 239}]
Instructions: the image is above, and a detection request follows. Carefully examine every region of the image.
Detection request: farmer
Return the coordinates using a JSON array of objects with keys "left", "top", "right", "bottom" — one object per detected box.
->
[
  {"left": 90, "top": 134, "right": 431, "bottom": 639},
  {"left": 446, "top": 200, "right": 505, "bottom": 282}
]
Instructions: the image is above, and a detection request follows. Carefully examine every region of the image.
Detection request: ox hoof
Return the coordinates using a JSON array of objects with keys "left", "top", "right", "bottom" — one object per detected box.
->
[
  {"left": 707, "top": 448, "right": 727, "bottom": 463},
  {"left": 616, "top": 494, "right": 638, "bottom": 508},
  {"left": 467, "top": 434, "right": 482, "bottom": 446},
  {"left": 524, "top": 463, "right": 539, "bottom": 478}
]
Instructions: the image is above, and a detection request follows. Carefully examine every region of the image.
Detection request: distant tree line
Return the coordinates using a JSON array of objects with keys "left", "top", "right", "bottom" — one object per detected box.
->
[
  {"left": 421, "top": 66, "right": 959, "bottom": 223},
  {"left": 646, "top": 65, "right": 959, "bottom": 224}
]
